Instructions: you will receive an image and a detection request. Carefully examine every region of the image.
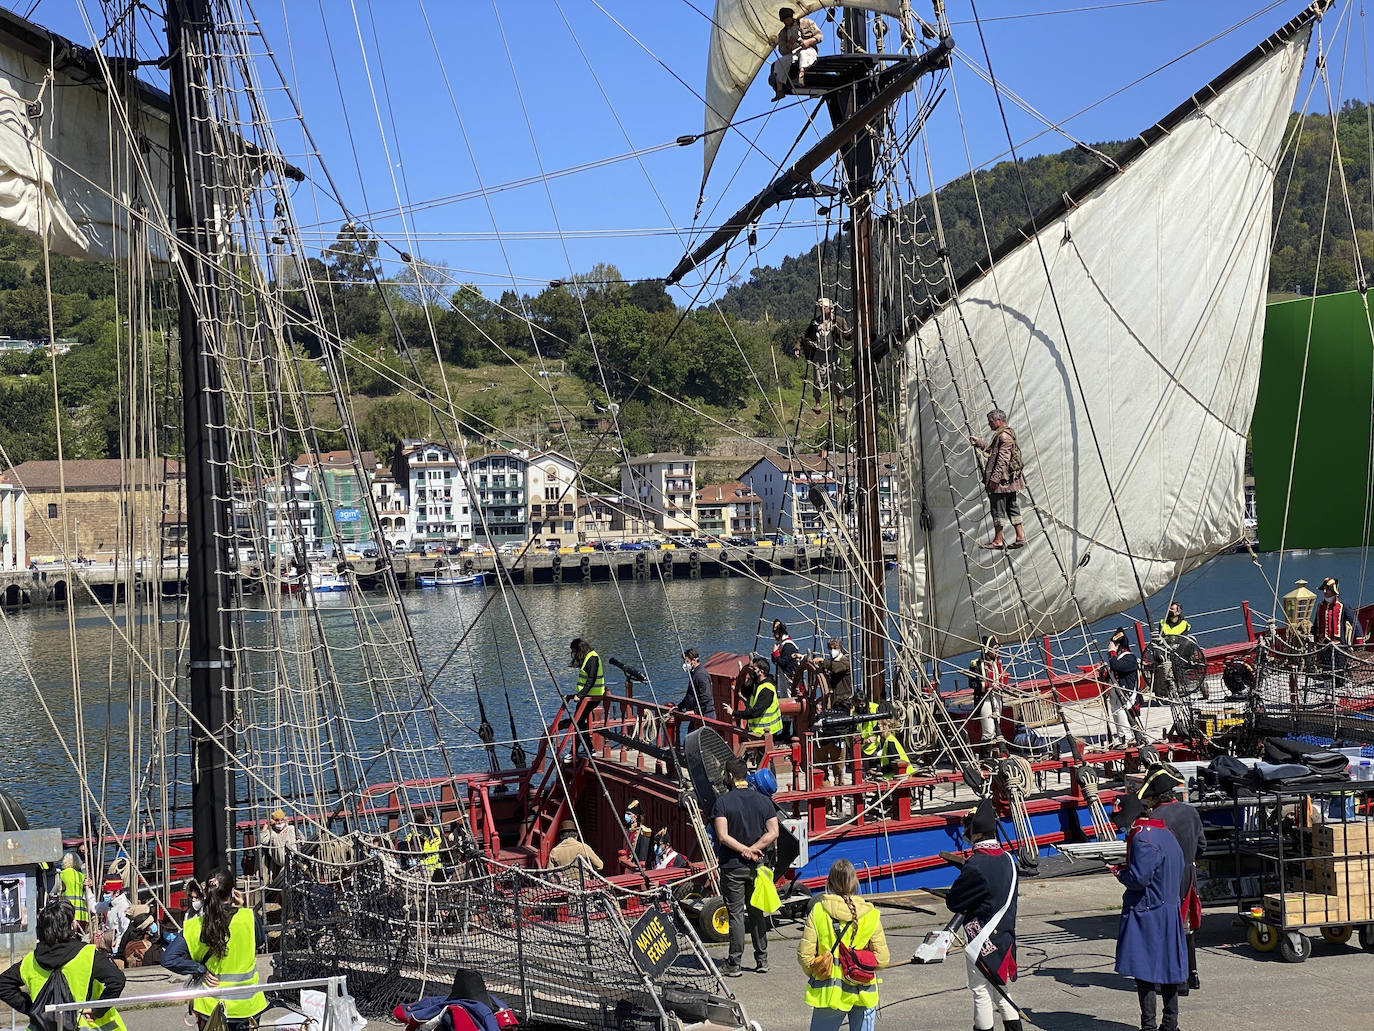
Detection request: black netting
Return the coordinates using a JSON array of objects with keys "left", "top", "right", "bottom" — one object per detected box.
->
[
  {"left": 1250, "top": 640, "right": 1374, "bottom": 744},
  {"left": 276, "top": 852, "right": 741, "bottom": 1030}
]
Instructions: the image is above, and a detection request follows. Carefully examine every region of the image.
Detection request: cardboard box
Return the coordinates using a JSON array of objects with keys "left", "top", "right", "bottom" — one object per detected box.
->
[
  {"left": 1313, "top": 821, "right": 1374, "bottom": 856},
  {"left": 1263, "top": 891, "right": 1368, "bottom": 925}
]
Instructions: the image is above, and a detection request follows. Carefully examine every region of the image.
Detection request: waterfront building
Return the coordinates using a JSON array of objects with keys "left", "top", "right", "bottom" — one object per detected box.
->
[
  {"left": 470, "top": 451, "right": 529, "bottom": 544},
  {"left": 577, "top": 493, "right": 656, "bottom": 542},
  {"left": 0, "top": 458, "right": 184, "bottom": 563},
  {"left": 296, "top": 450, "right": 377, "bottom": 548},
  {"left": 0, "top": 478, "right": 24, "bottom": 568},
  {"left": 694, "top": 481, "right": 763, "bottom": 538},
  {"left": 234, "top": 466, "right": 318, "bottom": 557},
  {"left": 526, "top": 450, "right": 579, "bottom": 544},
  {"left": 741, "top": 451, "right": 898, "bottom": 535},
  {"left": 619, "top": 452, "right": 697, "bottom": 533},
  {"left": 370, "top": 467, "right": 412, "bottom": 551},
  {"left": 392, "top": 440, "right": 472, "bottom": 545}
]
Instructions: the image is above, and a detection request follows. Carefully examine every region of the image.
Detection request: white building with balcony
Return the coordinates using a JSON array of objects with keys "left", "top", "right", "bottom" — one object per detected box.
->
[
  {"left": 370, "top": 467, "right": 412, "bottom": 550},
  {"left": 470, "top": 452, "right": 528, "bottom": 543},
  {"left": 619, "top": 453, "right": 697, "bottom": 533},
  {"left": 234, "top": 466, "right": 318, "bottom": 556},
  {"left": 526, "top": 450, "right": 578, "bottom": 543},
  {"left": 741, "top": 451, "right": 899, "bottom": 535},
  {"left": 392, "top": 440, "right": 472, "bottom": 544}
]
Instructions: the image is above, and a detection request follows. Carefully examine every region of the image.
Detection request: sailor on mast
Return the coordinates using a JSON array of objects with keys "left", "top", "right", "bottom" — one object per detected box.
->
[
  {"left": 769, "top": 7, "right": 823, "bottom": 100},
  {"left": 969, "top": 410, "right": 1026, "bottom": 550}
]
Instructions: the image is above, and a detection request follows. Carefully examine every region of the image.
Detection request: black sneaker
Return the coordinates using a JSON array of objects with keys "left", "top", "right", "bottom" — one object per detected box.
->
[
  {"left": 755, "top": 960, "right": 769, "bottom": 974},
  {"left": 721, "top": 963, "right": 743, "bottom": 978}
]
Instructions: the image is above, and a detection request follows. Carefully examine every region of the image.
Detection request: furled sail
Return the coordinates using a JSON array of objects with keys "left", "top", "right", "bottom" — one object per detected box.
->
[
  {"left": 701, "top": 0, "right": 905, "bottom": 192},
  {"left": 0, "top": 9, "right": 170, "bottom": 261},
  {"left": 900, "top": 14, "right": 1314, "bottom": 658}
]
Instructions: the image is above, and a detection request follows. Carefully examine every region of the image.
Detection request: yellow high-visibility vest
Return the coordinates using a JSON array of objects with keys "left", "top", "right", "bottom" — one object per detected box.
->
[
  {"left": 576, "top": 650, "right": 605, "bottom": 696},
  {"left": 182, "top": 908, "right": 266, "bottom": 1020},
  {"left": 805, "top": 903, "right": 882, "bottom": 1011},
  {"left": 19, "top": 944, "right": 127, "bottom": 1031},
  {"left": 747, "top": 679, "right": 783, "bottom": 736}
]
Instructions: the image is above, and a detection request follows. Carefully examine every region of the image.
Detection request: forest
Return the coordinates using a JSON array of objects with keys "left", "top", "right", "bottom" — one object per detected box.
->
[{"left": 2, "top": 102, "right": 1373, "bottom": 469}]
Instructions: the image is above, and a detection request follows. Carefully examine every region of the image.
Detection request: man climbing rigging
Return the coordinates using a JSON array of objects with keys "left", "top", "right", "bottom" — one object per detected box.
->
[
  {"left": 769, "top": 7, "right": 823, "bottom": 100},
  {"left": 793, "top": 299, "right": 851, "bottom": 413},
  {"left": 969, "top": 409, "right": 1026, "bottom": 550}
]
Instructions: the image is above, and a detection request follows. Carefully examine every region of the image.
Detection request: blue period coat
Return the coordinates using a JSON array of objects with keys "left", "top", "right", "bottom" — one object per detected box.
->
[{"left": 1113, "top": 818, "right": 1188, "bottom": 984}]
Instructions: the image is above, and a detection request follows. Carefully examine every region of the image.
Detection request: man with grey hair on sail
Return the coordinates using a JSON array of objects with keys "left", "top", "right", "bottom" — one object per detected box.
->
[
  {"left": 969, "top": 409, "right": 1026, "bottom": 550},
  {"left": 769, "top": 7, "right": 823, "bottom": 100}
]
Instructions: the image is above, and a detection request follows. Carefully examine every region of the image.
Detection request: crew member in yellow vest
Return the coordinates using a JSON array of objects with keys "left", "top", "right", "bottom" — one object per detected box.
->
[
  {"left": 1159, "top": 602, "right": 1191, "bottom": 638},
  {"left": 797, "top": 859, "right": 889, "bottom": 1029},
  {"left": 0, "top": 899, "right": 126, "bottom": 1031},
  {"left": 857, "top": 701, "right": 881, "bottom": 760},
  {"left": 412, "top": 811, "right": 443, "bottom": 878},
  {"left": 567, "top": 637, "right": 606, "bottom": 757},
  {"left": 730, "top": 658, "right": 783, "bottom": 739},
  {"left": 160, "top": 870, "right": 266, "bottom": 1029},
  {"left": 875, "top": 720, "right": 909, "bottom": 779},
  {"left": 56, "top": 854, "right": 89, "bottom": 930}
]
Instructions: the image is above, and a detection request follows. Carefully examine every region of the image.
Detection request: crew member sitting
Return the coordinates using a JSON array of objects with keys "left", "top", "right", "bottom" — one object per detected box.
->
[
  {"left": 623, "top": 800, "right": 653, "bottom": 870},
  {"left": 413, "top": 811, "right": 443, "bottom": 880},
  {"left": 1158, "top": 602, "right": 1190, "bottom": 638},
  {"left": 546, "top": 819, "right": 603, "bottom": 884},
  {"left": 730, "top": 657, "right": 784, "bottom": 742},
  {"left": 769, "top": 7, "right": 823, "bottom": 100},
  {"left": 872, "top": 718, "right": 909, "bottom": 780},
  {"left": 651, "top": 828, "right": 689, "bottom": 870}
]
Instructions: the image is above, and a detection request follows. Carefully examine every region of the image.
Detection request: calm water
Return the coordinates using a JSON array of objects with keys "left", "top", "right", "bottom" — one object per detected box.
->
[{"left": 2, "top": 547, "right": 1368, "bottom": 831}]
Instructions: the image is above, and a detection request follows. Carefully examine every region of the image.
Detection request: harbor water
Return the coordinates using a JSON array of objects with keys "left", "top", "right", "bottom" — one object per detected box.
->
[{"left": 1, "top": 546, "right": 1368, "bottom": 831}]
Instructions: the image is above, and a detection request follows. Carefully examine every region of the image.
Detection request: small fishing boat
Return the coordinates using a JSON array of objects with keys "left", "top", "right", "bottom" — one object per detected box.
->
[{"left": 417, "top": 567, "right": 488, "bottom": 587}]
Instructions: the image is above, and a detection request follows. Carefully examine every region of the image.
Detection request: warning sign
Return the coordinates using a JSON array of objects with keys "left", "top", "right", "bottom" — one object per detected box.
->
[{"left": 629, "top": 908, "right": 680, "bottom": 977}]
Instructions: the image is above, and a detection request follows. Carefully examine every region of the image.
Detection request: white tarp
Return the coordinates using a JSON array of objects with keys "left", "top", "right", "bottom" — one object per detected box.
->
[
  {"left": 0, "top": 38, "right": 170, "bottom": 261},
  {"left": 901, "top": 26, "right": 1310, "bottom": 659},
  {"left": 702, "top": 0, "right": 905, "bottom": 191}
]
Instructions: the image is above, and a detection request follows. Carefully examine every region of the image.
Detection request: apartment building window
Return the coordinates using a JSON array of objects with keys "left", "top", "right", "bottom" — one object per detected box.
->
[
  {"left": 47, "top": 503, "right": 58, "bottom": 518},
  {"left": 545, "top": 486, "right": 558, "bottom": 501}
]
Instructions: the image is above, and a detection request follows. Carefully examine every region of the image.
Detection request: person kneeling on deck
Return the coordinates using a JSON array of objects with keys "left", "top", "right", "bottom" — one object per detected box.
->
[
  {"left": 944, "top": 800, "right": 1021, "bottom": 1031},
  {"left": 0, "top": 898, "right": 127, "bottom": 1031},
  {"left": 566, "top": 637, "right": 606, "bottom": 758},
  {"left": 769, "top": 7, "right": 823, "bottom": 100},
  {"left": 730, "top": 657, "right": 784, "bottom": 742},
  {"left": 711, "top": 757, "right": 779, "bottom": 977},
  {"left": 547, "top": 819, "right": 603, "bottom": 884},
  {"left": 161, "top": 870, "right": 266, "bottom": 1031},
  {"left": 798, "top": 859, "right": 889, "bottom": 1031}
]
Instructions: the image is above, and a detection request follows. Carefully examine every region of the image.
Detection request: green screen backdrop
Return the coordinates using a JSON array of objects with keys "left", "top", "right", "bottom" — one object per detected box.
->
[{"left": 1254, "top": 291, "right": 1374, "bottom": 550}]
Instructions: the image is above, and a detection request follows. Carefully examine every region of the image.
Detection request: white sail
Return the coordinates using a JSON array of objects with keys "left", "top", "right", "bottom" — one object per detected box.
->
[
  {"left": 0, "top": 32, "right": 170, "bottom": 261},
  {"left": 900, "top": 24, "right": 1311, "bottom": 659},
  {"left": 702, "top": 0, "right": 905, "bottom": 191}
]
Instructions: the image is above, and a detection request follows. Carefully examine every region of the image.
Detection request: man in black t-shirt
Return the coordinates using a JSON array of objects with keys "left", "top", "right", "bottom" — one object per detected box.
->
[{"left": 709, "top": 757, "right": 779, "bottom": 976}]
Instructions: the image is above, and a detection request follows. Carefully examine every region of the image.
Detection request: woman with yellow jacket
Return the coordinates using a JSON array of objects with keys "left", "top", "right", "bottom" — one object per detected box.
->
[
  {"left": 796, "top": 859, "right": 890, "bottom": 1031},
  {"left": 0, "top": 899, "right": 126, "bottom": 1031}
]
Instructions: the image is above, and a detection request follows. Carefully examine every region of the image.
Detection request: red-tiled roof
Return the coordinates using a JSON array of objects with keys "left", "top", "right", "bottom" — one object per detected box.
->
[
  {"left": 1, "top": 459, "right": 183, "bottom": 492},
  {"left": 696, "top": 481, "right": 761, "bottom": 505}
]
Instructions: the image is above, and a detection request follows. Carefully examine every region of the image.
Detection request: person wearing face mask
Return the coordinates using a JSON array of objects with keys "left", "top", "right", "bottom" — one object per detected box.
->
[
  {"left": 677, "top": 648, "right": 714, "bottom": 714},
  {"left": 623, "top": 800, "right": 653, "bottom": 870},
  {"left": 258, "top": 808, "right": 298, "bottom": 887}
]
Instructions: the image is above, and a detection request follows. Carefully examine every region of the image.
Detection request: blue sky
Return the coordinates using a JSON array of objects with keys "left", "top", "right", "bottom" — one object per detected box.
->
[{"left": 28, "top": 1, "right": 1367, "bottom": 300}]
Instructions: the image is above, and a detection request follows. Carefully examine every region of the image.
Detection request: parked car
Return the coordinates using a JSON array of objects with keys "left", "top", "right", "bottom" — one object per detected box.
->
[
  {"left": 880, "top": 529, "right": 897, "bottom": 542},
  {"left": 469, "top": 543, "right": 489, "bottom": 555},
  {"left": 618, "top": 541, "right": 645, "bottom": 551}
]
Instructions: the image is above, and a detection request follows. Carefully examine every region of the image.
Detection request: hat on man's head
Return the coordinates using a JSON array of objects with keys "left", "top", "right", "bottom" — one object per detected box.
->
[
  {"left": 966, "top": 798, "right": 999, "bottom": 842},
  {"left": 1322, "top": 576, "right": 1339, "bottom": 593},
  {"left": 558, "top": 819, "right": 577, "bottom": 834},
  {"left": 779, "top": 6, "right": 795, "bottom": 18},
  {"left": 1140, "top": 764, "right": 1185, "bottom": 800},
  {"left": 1112, "top": 794, "right": 1147, "bottom": 830},
  {"left": 271, "top": 808, "right": 287, "bottom": 821}
]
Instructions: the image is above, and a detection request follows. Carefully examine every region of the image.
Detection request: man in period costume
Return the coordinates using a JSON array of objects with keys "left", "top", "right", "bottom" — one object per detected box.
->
[
  {"left": 1111, "top": 795, "right": 1188, "bottom": 1031},
  {"left": 969, "top": 409, "right": 1026, "bottom": 549},
  {"left": 794, "top": 299, "right": 852, "bottom": 412},
  {"left": 969, "top": 636, "right": 1007, "bottom": 755},
  {"left": 769, "top": 7, "right": 823, "bottom": 99},
  {"left": 945, "top": 799, "right": 1022, "bottom": 1031},
  {"left": 1139, "top": 766, "right": 1204, "bottom": 992},
  {"left": 1314, "top": 576, "right": 1359, "bottom": 690}
]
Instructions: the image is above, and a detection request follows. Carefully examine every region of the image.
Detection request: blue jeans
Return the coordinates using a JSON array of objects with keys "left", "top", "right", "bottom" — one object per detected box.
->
[{"left": 808, "top": 1006, "right": 876, "bottom": 1031}]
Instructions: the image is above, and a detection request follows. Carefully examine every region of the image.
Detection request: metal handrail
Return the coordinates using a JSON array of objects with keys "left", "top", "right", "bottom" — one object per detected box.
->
[{"left": 44, "top": 975, "right": 349, "bottom": 1027}]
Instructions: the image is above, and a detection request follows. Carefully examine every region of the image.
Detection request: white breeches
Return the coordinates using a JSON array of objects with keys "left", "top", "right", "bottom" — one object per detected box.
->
[{"left": 966, "top": 951, "right": 1017, "bottom": 1027}]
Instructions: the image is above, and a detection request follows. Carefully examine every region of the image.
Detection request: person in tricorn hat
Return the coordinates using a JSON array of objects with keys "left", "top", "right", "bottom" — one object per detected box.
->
[
  {"left": 1314, "top": 576, "right": 1359, "bottom": 689},
  {"left": 941, "top": 799, "right": 1021, "bottom": 1031},
  {"left": 769, "top": 7, "right": 823, "bottom": 99},
  {"left": 1111, "top": 794, "right": 1188, "bottom": 1031},
  {"left": 546, "top": 819, "right": 603, "bottom": 884},
  {"left": 1138, "top": 766, "right": 1204, "bottom": 992},
  {"left": 1104, "top": 627, "right": 1140, "bottom": 748}
]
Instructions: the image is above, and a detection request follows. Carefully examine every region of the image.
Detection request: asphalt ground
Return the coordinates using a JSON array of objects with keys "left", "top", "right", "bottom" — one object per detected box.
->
[{"left": 4, "top": 867, "right": 1371, "bottom": 1029}]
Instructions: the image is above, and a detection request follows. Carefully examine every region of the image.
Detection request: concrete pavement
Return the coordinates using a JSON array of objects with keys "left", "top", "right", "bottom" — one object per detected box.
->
[{"left": 4, "top": 867, "right": 1368, "bottom": 1029}]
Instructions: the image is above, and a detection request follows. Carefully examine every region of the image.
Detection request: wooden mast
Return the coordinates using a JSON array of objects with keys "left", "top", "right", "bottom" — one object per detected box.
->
[{"left": 167, "top": 0, "right": 237, "bottom": 879}]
